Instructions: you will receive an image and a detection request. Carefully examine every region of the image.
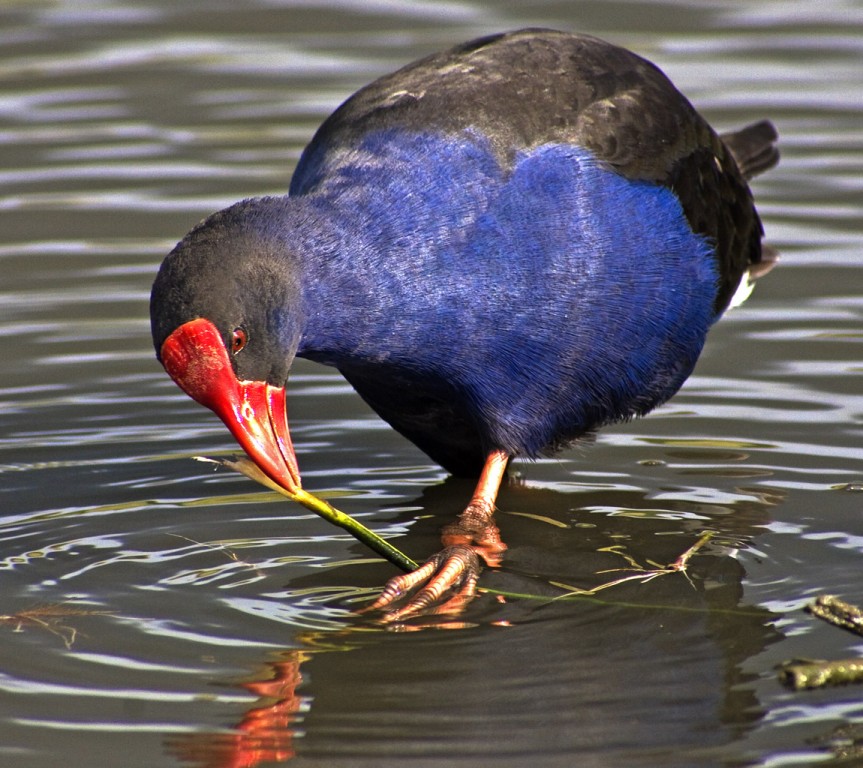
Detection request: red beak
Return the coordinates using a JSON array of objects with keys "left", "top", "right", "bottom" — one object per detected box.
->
[{"left": 159, "top": 318, "right": 301, "bottom": 494}]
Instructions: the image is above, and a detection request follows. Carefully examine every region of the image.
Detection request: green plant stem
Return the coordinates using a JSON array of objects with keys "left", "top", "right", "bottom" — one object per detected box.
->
[{"left": 202, "top": 456, "right": 419, "bottom": 573}]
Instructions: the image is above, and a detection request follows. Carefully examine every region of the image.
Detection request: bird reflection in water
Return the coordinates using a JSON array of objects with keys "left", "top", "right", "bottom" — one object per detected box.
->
[{"left": 166, "top": 652, "right": 306, "bottom": 767}]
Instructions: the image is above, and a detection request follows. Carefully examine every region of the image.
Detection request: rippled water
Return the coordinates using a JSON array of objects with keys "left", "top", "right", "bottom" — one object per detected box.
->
[{"left": 1, "top": 1, "right": 862, "bottom": 766}]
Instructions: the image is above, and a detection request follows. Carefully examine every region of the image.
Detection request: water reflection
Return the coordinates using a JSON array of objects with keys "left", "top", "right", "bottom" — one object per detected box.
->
[
  {"left": 166, "top": 653, "right": 305, "bottom": 766},
  {"left": 163, "top": 480, "right": 784, "bottom": 767}
]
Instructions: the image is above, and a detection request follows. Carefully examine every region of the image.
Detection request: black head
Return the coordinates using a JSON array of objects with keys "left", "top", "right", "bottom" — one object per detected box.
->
[
  {"left": 151, "top": 196, "right": 306, "bottom": 385},
  {"left": 150, "top": 196, "right": 305, "bottom": 493}
]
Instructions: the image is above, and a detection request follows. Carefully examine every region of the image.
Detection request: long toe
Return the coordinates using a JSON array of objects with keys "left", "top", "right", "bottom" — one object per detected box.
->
[
  {"left": 366, "top": 545, "right": 482, "bottom": 621},
  {"left": 387, "top": 564, "right": 480, "bottom": 622},
  {"left": 362, "top": 559, "right": 440, "bottom": 613}
]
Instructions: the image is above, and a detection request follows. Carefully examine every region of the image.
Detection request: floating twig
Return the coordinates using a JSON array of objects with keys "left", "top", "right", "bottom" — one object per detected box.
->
[
  {"left": 806, "top": 595, "right": 863, "bottom": 637},
  {"left": 779, "top": 596, "right": 863, "bottom": 690},
  {"left": 167, "top": 533, "right": 268, "bottom": 580},
  {"left": 549, "top": 531, "right": 714, "bottom": 597},
  {"left": 779, "top": 658, "right": 863, "bottom": 691},
  {"left": 0, "top": 603, "right": 111, "bottom": 649}
]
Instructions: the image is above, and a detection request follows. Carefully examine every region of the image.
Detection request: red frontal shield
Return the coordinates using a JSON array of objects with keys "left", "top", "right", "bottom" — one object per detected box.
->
[{"left": 160, "top": 318, "right": 301, "bottom": 493}]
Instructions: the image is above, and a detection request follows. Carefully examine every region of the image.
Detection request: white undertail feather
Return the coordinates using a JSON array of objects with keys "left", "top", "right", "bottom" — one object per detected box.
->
[
  {"left": 727, "top": 271, "right": 756, "bottom": 310},
  {"left": 727, "top": 245, "right": 779, "bottom": 311}
]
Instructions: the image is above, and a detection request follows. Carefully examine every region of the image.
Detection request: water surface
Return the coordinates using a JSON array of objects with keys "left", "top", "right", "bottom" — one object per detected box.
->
[{"left": 1, "top": 2, "right": 862, "bottom": 766}]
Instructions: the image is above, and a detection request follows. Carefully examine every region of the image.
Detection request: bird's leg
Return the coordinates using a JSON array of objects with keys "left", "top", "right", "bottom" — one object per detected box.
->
[
  {"left": 439, "top": 449, "right": 508, "bottom": 567},
  {"left": 367, "top": 450, "right": 510, "bottom": 621}
]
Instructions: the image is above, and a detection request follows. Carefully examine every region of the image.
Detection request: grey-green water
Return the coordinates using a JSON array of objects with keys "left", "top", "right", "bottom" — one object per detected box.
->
[{"left": 1, "top": 2, "right": 862, "bottom": 766}]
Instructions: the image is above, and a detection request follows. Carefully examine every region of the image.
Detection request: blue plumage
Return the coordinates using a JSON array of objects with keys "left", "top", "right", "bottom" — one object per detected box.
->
[{"left": 287, "top": 131, "right": 718, "bottom": 466}]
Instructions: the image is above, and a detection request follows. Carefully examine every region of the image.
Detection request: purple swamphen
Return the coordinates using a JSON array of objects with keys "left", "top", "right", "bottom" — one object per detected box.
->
[{"left": 150, "top": 29, "right": 779, "bottom": 619}]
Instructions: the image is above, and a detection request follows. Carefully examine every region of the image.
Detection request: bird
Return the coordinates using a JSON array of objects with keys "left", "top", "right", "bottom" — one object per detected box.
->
[{"left": 150, "top": 29, "right": 779, "bottom": 620}]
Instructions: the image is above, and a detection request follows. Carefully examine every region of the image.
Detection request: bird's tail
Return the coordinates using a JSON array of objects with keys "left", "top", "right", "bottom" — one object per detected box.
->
[
  {"left": 720, "top": 120, "right": 780, "bottom": 310},
  {"left": 720, "top": 120, "right": 780, "bottom": 181}
]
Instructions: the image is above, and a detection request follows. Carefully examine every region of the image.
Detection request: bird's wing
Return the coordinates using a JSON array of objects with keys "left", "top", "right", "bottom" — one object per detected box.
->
[{"left": 291, "top": 28, "right": 775, "bottom": 313}]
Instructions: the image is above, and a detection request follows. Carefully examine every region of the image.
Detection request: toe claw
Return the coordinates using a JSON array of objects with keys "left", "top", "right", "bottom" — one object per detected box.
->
[
  {"left": 366, "top": 545, "right": 482, "bottom": 621},
  {"left": 361, "top": 559, "right": 437, "bottom": 613}
]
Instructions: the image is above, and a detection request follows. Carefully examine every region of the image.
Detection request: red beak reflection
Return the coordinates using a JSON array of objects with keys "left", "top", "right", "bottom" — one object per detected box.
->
[{"left": 159, "top": 318, "right": 301, "bottom": 494}]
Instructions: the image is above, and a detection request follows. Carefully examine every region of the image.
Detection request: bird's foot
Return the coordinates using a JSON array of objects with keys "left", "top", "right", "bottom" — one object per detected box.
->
[
  {"left": 365, "top": 501, "right": 506, "bottom": 622},
  {"left": 365, "top": 544, "right": 482, "bottom": 622}
]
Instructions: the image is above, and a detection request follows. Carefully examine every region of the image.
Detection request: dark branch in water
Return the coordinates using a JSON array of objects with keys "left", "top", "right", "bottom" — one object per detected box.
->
[
  {"left": 779, "top": 595, "right": 863, "bottom": 690},
  {"left": 779, "top": 658, "right": 863, "bottom": 690},
  {"left": 807, "top": 595, "right": 863, "bottom": 636}
]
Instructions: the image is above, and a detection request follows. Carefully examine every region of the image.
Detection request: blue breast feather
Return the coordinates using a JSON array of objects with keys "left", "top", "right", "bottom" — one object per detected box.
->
[{"left": 286, "top": 129, "right": 720, "bottom": 457}]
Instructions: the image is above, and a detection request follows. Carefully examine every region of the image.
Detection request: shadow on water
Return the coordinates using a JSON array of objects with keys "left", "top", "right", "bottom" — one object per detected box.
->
[{"left": 163, "top": 478, "right": 785, "bottom": 768}]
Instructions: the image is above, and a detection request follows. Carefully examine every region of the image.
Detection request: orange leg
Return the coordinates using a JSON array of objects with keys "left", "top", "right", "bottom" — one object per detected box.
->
[{"left": 367, "top": 449, "right": 510, "bottom": 621}]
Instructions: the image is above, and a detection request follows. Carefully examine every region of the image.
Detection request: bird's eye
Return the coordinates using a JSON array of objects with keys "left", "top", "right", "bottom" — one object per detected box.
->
[{"left": 230, "top": 327, "right": 248, "bottom": 355}]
